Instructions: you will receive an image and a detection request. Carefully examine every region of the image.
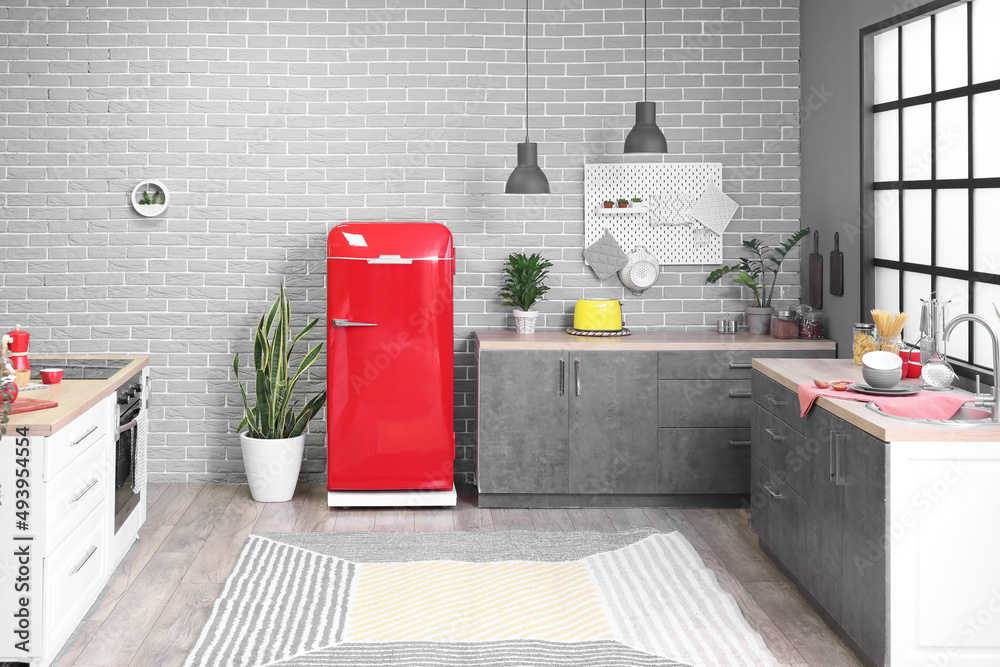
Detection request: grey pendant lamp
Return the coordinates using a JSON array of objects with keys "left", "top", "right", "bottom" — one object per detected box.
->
[
  {"left": 505, "top": 0, "right": 550, "bottom": 194},
  {"left": 624, "top": 0, "right": 669, "bottom": 153}
]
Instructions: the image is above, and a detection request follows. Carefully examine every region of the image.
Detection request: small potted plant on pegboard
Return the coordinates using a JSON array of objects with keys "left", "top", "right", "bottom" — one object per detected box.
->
[{"left": 499, "top": 252, "right": 553, "bottom": 334}]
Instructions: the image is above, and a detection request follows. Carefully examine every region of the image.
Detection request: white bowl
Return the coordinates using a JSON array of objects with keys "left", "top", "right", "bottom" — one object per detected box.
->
[
  {"left": 862, "top": 350, "right": 903, "bottom": 371},
  {"left": 862, "top": 365, "right": 903, "bottom": 389}
]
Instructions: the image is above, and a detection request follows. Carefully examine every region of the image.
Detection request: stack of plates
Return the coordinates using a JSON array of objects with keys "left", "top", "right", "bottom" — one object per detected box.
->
[{"left": 849, "top": 382, "right": 921, "bottom": 396}]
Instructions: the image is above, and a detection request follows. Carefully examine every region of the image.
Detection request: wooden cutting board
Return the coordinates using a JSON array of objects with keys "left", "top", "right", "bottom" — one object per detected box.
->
[
  {"left": 830, "top": 231, "right": 844, "bottom": 296},
  {"left": 10, "top": 397, "right": 59, "bottom": 415},
  {"left": 808, "top": 230, "right": 823, "bottom": 309}
]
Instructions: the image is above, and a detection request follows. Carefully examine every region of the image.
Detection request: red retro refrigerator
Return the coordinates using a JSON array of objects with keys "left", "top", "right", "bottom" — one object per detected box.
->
[{"left": 326, "top": 222, "right": 457, "bottom": 507}]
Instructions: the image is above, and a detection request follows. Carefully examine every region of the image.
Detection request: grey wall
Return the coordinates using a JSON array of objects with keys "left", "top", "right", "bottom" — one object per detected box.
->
[
  {"left": 0, "top": 0, "right": 802, "bottom": 484},
  {"left": 800, "top": 0, "right": 936, "bottom": 355}
]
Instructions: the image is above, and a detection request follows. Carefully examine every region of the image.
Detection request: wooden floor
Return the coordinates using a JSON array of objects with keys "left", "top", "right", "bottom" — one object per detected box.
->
[{"left": 49, "top": 482, "right": 864, "bottom": 667}]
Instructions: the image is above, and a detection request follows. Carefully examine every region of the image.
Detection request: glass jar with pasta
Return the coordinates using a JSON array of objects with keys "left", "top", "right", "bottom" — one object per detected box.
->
[{"left": 852, "top": 323, "right": 877, "bottom": 364}]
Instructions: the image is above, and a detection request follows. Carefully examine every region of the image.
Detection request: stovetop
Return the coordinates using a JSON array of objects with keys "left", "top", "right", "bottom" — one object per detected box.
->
[{"left": 27, "top": 357, "right": 132, "bottom": 380}]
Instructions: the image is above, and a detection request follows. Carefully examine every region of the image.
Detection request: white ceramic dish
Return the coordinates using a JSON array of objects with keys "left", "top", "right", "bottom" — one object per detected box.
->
[
  {"left": 850, "top": 382, "right": 921, "bottom": 396},
  {"left": 862, "top": 364, "right": 904, "bottom": 389},
  {"left": 862, "top": 350, "right": 903, "bottom": 370}
]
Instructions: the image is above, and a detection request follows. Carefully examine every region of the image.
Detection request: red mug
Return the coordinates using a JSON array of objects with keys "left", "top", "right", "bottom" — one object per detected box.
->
[{"left": 899, "top": 350, "right": 922, "bottom": 379}]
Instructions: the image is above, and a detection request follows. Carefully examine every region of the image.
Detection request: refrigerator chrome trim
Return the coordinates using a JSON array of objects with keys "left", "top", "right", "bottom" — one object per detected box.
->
[{"left": 327, "top": 256, "right": 454, "bottom": 262}]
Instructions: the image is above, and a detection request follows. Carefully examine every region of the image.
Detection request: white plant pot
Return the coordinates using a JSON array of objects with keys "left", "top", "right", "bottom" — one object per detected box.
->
[
  {"left": 513, "top": 309, "right": 539, "bottom": 334},
  {"left": 240, "top": 433, "right": 305, "bottom": 502}
]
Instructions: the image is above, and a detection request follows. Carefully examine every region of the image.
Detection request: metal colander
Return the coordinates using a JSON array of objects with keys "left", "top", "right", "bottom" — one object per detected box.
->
[{"left": 619, "top": 246, "right": 660, "bottom": 294}]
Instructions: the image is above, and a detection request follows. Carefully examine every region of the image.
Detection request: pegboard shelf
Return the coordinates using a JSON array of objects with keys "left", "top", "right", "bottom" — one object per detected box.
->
[
  {"left": 584, "top": 162, "right": 724, "bottom": 266},
  {"left": 595, "top": 206, "right": 647, "bottom": 215}
]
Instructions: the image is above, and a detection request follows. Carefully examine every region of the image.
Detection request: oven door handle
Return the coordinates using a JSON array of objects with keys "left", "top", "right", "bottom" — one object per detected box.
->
[{"left": 119, "top": 420, "right": 137, "bottom": 434}]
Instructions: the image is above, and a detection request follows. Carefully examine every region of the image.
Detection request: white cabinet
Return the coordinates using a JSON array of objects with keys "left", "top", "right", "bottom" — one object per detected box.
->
[{"left": 0, "top": 395, "right": 118, "bottom": 667}]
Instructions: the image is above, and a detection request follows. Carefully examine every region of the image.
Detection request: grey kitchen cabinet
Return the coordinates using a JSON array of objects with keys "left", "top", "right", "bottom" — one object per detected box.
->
[
  {"left": 475, "top": 350, "right": 570, "bottom": 494},
  {"left": 475, "top": 331, "right": 836, "bottom": 508},
  {"left": 568, "top": 351, "right": 658, "bottom": 494},
  {"left": 475, "top": 347, "right": 657, "bottom": 499},
  {"left": 752, "top": 368, "right": 888, "bottom": 667}
]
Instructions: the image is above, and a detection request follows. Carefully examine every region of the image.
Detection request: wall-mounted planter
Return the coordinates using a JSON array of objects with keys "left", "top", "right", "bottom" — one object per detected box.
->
[{"left": 131, "top": 180, "right": 169, "bottom": 217}]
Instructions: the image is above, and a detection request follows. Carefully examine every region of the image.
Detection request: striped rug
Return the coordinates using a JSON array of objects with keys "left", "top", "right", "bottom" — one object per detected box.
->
[{"left": 184, "top": 529, "right": 779, "bottom": 667}]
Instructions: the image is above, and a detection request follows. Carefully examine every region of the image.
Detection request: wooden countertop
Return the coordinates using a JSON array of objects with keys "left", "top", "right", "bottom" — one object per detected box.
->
[
  {"left": 753, "top": 357, "right": 1000, "bottom": 442},
  {"left": 6, "top": 355, "right": 150, "bottom": 437},
  {"left": 476, "top": 330, "right": 838, "bottom": 352}
]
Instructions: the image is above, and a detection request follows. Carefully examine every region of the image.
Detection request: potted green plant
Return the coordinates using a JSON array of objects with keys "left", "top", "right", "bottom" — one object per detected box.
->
[
  {"left": 706, "top": 229, "right": 810, "bottom": 335},
  {"left": 499, "top": 252, "right": 553, "bottom": 334},
  {"left": 603, "top": 200, "right": 614, "bottom": 209},
  {"left": 233, "top": 283, "right": 327, "bottom": 502},
  {"left": 617, "top": 198, "right": 629, "bottom": 208},
  {"left": 631, "top": 197, "right": 642, "bottom": 205}
]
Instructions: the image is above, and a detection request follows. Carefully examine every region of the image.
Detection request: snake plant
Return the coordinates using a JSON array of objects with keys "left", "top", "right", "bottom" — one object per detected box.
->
[
  {"left": 499, "top": 252, "right": 553, "bottom": 311},
  {"left": 233, "top": 283, "right": 326, "bottom": 440}
]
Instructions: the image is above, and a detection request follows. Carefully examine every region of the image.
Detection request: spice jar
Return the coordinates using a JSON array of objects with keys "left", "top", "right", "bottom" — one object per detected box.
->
[
  {"left": 852, "top": 323, "right": 877, "bottom": 364},
  {"left": 800, "top": 310, "right": 825, "bottom": 339},
  {"left": 771, "top": 310, "right": 799, "bottom": 339}
]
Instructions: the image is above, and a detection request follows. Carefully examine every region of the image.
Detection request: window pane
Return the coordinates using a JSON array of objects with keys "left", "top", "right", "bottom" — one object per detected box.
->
[
  {"left": 973, "top": 282, "right": 1000, "bottom": 368},
  {"left": 875, "top": 190, "right": 900, "bottom": 261},
  {"left": 903, "top": 190, "right": 932, "bottom": 265},
  {"left": 903, "top": 104, "right": 932, "bottom": 180},
  {"left": 875, "top": 110, "right": 899, "bottom": 182},
  {"left": 936, "top": 3, "right": 968, "bottom": 91},
  {"left": 904, "top": 271, "right": 932, "bottom": 343},
  {"left": 902, "top": 17, "right": 932, "bottom": 98},
  {"left": 936, "top": 277, "right": 970, "bottom": 363},
  {"left": 936, "top": 189, "right": 969, "bottom": 270},
  {"left": 973, "top": 0, "right": 1000, "bottom": 84},
  {"left": 974, "top": 188, "right": 1000, "bottom": 273},
  {"left": 876, "top": 266, "right": 901, "bottom": 314},
  {"left": 936, "top": 96, "right": 968, "bottom": 180},
  {"left": 974, "top": 90, "right": 1000, "bottom": 179},
  {"left": 875, "top": 28, "right": 900, "bottom": 104}
]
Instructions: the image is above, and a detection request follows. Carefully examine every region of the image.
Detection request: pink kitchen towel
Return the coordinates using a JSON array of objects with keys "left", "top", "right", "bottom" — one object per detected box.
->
[{"left": 798, "top": 379, "right": 974, "bottom": 419}]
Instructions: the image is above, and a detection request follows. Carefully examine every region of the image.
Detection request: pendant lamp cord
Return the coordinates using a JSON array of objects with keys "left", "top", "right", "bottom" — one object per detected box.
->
[
  {"left": 643, "top": 0, "right": 648, "bottom": 101},
  {"left": 525, "top": 0, "right": 530, "bottom": 142}
]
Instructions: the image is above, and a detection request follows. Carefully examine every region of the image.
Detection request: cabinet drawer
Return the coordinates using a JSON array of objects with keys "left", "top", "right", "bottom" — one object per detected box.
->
[
  {"left": 751, "top": 371, "right": 805, "bottom": 433},
  {"left": 659, "top": 349, "right": 830, "bottom": 380},
  {"left": 44, "top": 438, "right": 108, "bottom": 556},
  {"left": 751, "top": 456, "right": 805, "bottom": 582},
  {"left": 657, "top": 428, "right": 750, "bottom": 494},
  {"left": 44, "top": 400, "right": 108, "bottom": 482},
  {"left": 751, "top": 404, "right": 808, "bottom": 495},
  {"left": 43, "top": 504, "right": 106, "bottom": 655},
  {"left": 658, "top": 380, "right": 753, "bottom": 428}
]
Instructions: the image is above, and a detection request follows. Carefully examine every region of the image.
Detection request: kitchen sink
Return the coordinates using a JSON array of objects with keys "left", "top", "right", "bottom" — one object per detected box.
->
[{"left": 866, "top": 402, "right": 996, "bottom": 426}]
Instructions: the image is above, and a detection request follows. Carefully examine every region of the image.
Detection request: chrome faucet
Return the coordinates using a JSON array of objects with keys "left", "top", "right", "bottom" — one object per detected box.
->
[{"left": 944, "top": 314, "right": 1000, "bottom": 423}]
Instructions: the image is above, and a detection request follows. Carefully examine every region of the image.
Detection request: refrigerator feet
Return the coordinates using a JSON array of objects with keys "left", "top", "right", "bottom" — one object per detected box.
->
[{"left": 327, "top": 487, "right": 458, "bottom": 508}]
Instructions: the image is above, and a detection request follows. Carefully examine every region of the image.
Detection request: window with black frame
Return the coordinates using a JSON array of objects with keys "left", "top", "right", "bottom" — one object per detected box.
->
[{"left": 862, "top": 0, "right": 1000, "bottom": 374}]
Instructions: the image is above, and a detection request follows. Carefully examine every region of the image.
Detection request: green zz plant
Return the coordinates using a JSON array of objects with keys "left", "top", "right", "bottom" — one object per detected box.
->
[
  {"left": 706, "top": 229, "right": 810, "bottom": 308},
  {"left": 499, "top": 252, "right": 553, "bottom": 312},
  {"left": 233, "top": 283, "right": 327, "bottom": 440}
]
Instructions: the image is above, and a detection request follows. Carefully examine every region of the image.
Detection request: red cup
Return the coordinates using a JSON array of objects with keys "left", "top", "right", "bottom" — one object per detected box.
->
[
  {"left": 898, "top": 351, "right": 921, "bottom": 379},
  {"left": 40, "top": 368, "right": 63, "bottom": 384}
]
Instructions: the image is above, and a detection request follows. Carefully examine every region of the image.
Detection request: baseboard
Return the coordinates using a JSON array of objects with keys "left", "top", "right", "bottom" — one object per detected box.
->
[
  {"left": 477, "top": 493, "right": 748, "bottom": 509},
  {"left": 328, "top": 488, "right": 457, "bottom": 508}
]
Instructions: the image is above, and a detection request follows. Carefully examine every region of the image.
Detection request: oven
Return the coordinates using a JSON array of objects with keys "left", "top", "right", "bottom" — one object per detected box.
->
[{"left": 114, "top": 372, "right": 146, "bottom": 533}]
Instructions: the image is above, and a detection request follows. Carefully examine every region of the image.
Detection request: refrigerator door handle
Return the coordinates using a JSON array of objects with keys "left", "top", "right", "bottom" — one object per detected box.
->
[{"left": 331, "top": 319, "right": 378, "bottom": 327}]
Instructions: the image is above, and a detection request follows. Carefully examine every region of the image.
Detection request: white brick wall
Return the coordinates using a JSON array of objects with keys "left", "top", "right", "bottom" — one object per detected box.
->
[{"left": 0, "top": 0, "right": 802, "bottom": 484}]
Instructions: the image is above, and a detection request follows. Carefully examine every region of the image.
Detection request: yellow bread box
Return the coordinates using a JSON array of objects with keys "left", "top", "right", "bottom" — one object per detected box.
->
[{"left": 573, "top": 299, "right": 623, "bottom": 331}]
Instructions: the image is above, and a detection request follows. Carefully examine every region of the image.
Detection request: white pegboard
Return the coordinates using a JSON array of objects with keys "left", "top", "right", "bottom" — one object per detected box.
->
[{"left": 584, "top": 162, "right": 724, "bottom": 266}]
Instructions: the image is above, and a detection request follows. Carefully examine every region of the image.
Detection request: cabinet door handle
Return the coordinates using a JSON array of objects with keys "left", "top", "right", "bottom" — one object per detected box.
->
[
  {"left": 71, "top": 545, "right": 98, "bottom": 576},
  {"left": 765, "top": 428, "right": 784, "bottom": 441},
  {"left": 763, "top": 484, "right": 783, "bottom": 499},
  {"left": 575, "top": 360, "right": 581, "bottom": 396},
  {"left": 830, "top": 432, "right": 846, "bottom": 486},
  {"left": 765, "top": 394, "right": 784, "bottom": 407},
  {"left": 729, "top": 362, "right": 753, "bottom": 369},
  {"left": 559, "top": 359, "right": 565, "bottom": 396},
  {"left": 728, "top": 440, "right": 752, "bottom": 447},
  {"left": 70, "top": 478, "right": 99, "bottom": 505},
  {"left": 729, "top": 390, "right": 752, "bottom": 398},
  {"left": 72, "top": 425, "right": 98, "bottom": 447}
]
